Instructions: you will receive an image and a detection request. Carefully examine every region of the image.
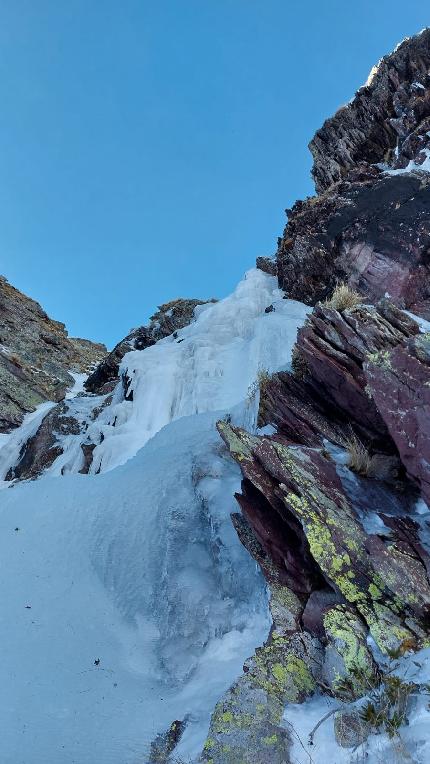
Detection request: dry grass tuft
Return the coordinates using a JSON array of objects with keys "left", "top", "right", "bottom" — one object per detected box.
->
[
  {"left": 324, "top": 282, "right": 363, "bottom": 311},
  {"left": 345, "top": 432, "right": 372, "bottom": 476},
  {"left": 247, "top": 367, "right": 271, "bottom": 403},
  {"left": 291, "top": 345, "right": 309, "bottom": 379}
]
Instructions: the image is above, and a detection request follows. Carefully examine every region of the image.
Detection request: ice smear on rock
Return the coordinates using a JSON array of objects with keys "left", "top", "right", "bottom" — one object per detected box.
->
[{"left": 0, "top": 401, "right": 55, "bottom": 485}]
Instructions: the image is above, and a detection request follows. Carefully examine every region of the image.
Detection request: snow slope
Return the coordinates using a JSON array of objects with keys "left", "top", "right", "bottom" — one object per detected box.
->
[
  {"left": 0, "top": 413, "right": 270, "bottom": 763},
  {"left": 0, "top": 269, "right": 310, "bottom": 763}
]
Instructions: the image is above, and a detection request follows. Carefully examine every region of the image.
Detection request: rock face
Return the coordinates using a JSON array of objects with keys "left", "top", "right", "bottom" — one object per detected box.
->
[
  {"left": 201, "top": 296, "right": 430, "bottom": 758},
  {"left": 259, "top": 299, "right": 420, "bottom": 448},
  {"left": 365, "top": 332, "right": 430, "bottom": 503},
  {"left": 202, "top": 33, "right": 430, "bottom": 758},
  {"left": 310, "top": 30, "right": 430, "bottom": 192},
  {"left": 276, "top": 30, "right": 430, "bottom": 317},
  {"left": 0, "top": 275, "right": 106, "bottom": 432},
  {"left": 219, "top": 421, "right": 430, "bottom": 655},
  {"left": 85, "top": 297, "right": 216, "bottom": 393}
]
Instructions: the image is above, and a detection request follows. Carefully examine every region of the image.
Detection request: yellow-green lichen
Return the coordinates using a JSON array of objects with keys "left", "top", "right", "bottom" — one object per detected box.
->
[{"left": 262, "top": 734, "right": 278, "bottom": 745}]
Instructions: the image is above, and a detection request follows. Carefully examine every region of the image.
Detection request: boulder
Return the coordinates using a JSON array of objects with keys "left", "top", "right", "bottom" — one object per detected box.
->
[{"left": 334, "top": 709, "right": 370, "bottom": 748}]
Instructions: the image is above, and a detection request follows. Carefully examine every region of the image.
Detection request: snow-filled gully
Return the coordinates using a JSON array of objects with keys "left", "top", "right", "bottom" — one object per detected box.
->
[{"left": 0, "top": 270, "right": 310, "bottom": 763}]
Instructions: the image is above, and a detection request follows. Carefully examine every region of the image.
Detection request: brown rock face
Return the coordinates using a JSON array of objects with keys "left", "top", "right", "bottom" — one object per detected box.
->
[
  {"left": 276, "top": 30, "right": 430, "bottom": 317},
  {"left": 85, "top": 297, "right": 216, "bottom": 393},
  {"left": 0, "top": 276, "right": 106, "bottom": 432}
]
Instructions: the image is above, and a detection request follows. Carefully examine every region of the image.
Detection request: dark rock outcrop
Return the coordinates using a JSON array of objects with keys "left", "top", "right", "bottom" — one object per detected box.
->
[
  {"left": 6, "top": 391, "right": 113, "bottom": 482},
  {"left": 310, "top": 29, "right": 430, "bottom": 192},
  {"left": 85, "top": 297, "right": 216, "bottom": 393},
  {"left": 5, "top": 401, "right": 78, "bottom": 481},
  {"left": 276, "top": 30, "right": 430, "bottom": 317},
  {"left": 148, "top": 719, "right": 186, "bottom": 764},
  {"left": 0, "top": 275, "right": 106, "bottom": 431},
  {"left": 256, "top": 256, "right": 278, "bottom": 277}
]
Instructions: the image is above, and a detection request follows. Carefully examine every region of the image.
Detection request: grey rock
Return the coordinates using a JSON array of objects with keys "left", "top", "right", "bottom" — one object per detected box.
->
[
  {"left": 334, "top": 709, "right": 370, "bottom": 748},
  {"left": 200, "top": 672, "right": 292, "bottom": 764}
]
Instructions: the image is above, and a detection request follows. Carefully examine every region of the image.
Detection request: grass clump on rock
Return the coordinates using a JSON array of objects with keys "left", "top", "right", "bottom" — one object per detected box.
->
[
  {"left": 345, "top": 431, "right": 372, "bottom": 476},
  {"left": 324, "top": 282, "right": 363, "bottom": 311}
]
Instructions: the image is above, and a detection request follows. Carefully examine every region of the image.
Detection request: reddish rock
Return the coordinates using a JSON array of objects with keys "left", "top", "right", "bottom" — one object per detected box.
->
[
  {"left": 260, "top": 300, "right": 420, "bottom": 449},
  {"left": 218, "top": 421, "right": 430, "bottom": 653},
  {"left": 365, "top": 333, "right": 430, "bottom": 503},
  {"left": 276, "top": 173, "right": 430, "bottom": 315}
]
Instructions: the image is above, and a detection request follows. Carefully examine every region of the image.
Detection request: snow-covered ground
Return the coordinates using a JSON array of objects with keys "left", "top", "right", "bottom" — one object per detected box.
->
[
  {"left": 0, "top": 269, "right": 310, "bottom": 763},
  {"left": 285, "top": 647, "right": 430, "bottom": 764},
  {"left": 0, "top": 413, "right": 270, "bottom": 763}
]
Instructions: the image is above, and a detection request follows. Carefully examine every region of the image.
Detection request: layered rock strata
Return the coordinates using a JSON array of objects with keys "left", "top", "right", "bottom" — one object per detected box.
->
[{"left": 0, "top": 275, "right": 105, "bottom": 431}]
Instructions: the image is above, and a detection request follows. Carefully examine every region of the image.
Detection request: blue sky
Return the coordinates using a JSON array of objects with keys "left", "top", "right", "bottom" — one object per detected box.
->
[{"left": 0, "top": 1, "right": 428, "bottom": 347}]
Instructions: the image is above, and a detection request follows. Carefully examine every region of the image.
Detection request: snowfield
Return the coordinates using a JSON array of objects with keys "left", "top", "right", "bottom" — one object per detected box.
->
[
  {"left": 0, "top": 270, "right": 310, "bottom": 763},
  {"left": 0, "top": 413, "right": 269, "bottom": 763}
]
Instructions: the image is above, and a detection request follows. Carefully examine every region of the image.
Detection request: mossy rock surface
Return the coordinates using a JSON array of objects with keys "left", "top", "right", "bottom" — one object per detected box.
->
[{"left": 200, "top": 673, "right": 291, "bottom": 764}]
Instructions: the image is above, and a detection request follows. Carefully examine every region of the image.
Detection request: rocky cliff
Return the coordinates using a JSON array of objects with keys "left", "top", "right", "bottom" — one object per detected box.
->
[
  {"left": 201, "top": 30, "right": 430, "bottom": 763},
  {"left": 0, "top": 275, "right": 106, "bottom": 432},
  {"left": 275, "top": 29, "right": 430, "bottom": 317}
]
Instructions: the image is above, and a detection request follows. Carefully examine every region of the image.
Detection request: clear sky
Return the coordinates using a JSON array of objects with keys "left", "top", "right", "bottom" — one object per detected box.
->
[{"left": 0, "top": 1, "right": 428, "bottom": 347}]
